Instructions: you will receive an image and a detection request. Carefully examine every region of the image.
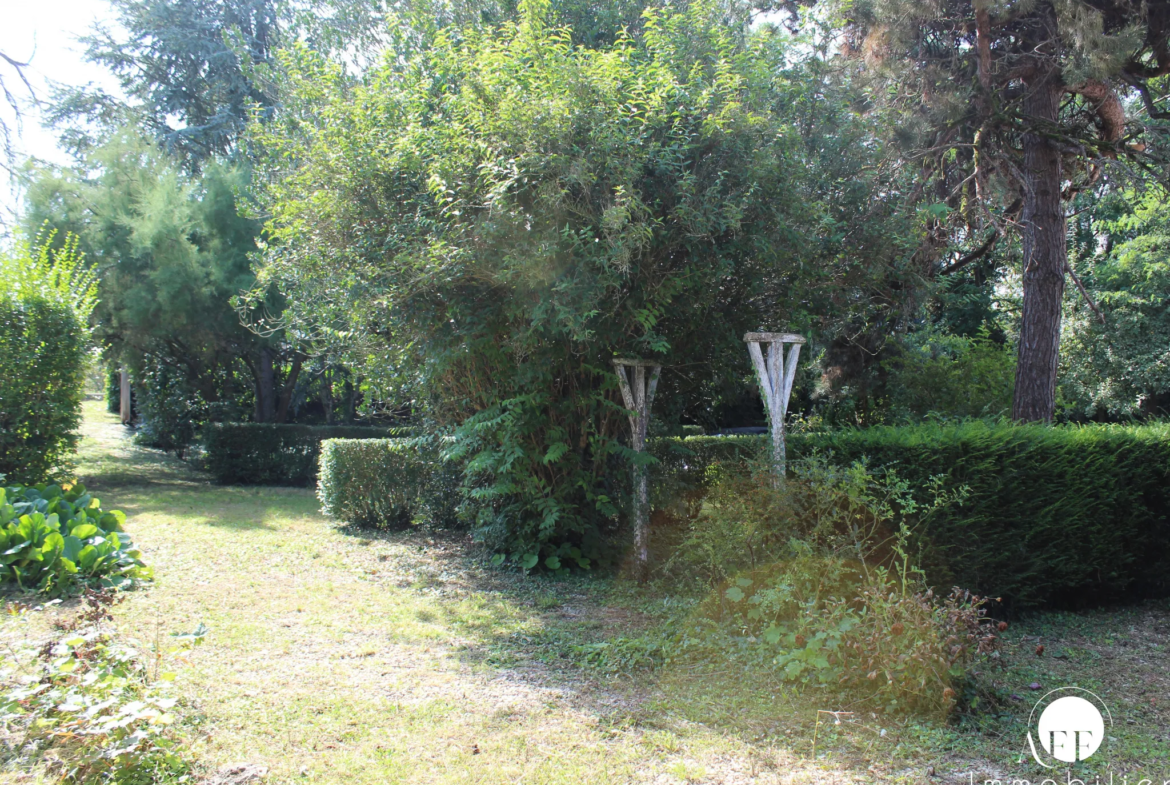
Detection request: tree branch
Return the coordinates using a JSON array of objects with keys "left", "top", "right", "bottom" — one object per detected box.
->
[{"left": 1064, "top": 260, "right": 1106, "bottom": 325}]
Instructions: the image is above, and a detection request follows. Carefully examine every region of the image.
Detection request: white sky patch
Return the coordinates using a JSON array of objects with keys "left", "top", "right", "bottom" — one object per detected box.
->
[{"left": 1, "top": 0, "right": 122, "bottom": 226}]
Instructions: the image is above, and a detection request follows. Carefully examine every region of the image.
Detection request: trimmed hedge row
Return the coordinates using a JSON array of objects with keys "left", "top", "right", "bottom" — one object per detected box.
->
[
  {"left": 315, "top": 421, "right": 1170, "bottom": 608},
  {"left": 650, "top": 424, "right": 1170, "bottom": 609},
  {"left": 318, "top": 438, "right": 461, "bottom": 529},
  {"left": 203, "top": 423, "right": 411, "bottom": 486}
]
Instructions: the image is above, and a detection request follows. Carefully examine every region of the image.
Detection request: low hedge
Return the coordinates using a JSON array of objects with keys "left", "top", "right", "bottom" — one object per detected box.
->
[
  {"left": 649, "top": 423, "right": 1170, "bottom": 609},
  {"left": 318, "top": 438, "right": 461, "bottom": 529},
  {"left": 203, "top": 423, "right": 411, "bottom": 486}
]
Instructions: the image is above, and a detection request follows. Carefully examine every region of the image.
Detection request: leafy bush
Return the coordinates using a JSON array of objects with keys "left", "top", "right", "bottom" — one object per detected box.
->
[
  {"left": 804, "top": 422, "right": 1170, "bottom": 609},
  {"left": 106, "top": 366, "right": 122, "bottom": 414},
  {"left": 881, "top": 327, "right": 1015, "bottom": 422},
  {"left": 0, "top": 237, "right": 97, "bottom": 485},
  {"left": 203, "top": 423, "right": 409, "bottom": 486},
  {"left": 0, "top": 592, "right": 190, "bottom": 783},
  {"left": 317, "top": 438, "right": 460, "bottom": 529},
  {"left": 651, "top": 422, "right": 1170, "bottom": 609},
  {"left": 133, "top": 361, "right": 204, "bottom": 457},
  {"left": 0, "top": 482, "right": 152, "bottom": 597},
  {"left": 672, "top": 460, "right": 999, "bottom": 715}
]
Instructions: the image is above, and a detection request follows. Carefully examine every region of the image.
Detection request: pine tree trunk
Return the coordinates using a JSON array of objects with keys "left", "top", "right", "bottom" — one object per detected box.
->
[{"left": 1012, "top": 41, "right": 1067, "bottom": 423}]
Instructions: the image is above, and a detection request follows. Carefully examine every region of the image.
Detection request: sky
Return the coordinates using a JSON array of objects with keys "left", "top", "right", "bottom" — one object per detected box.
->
[{"left": 0, "top": 0, "right": 121, "bottom": 225}]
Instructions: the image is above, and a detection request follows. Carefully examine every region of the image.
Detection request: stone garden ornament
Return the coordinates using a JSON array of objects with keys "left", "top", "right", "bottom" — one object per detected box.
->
[
  {"left": 613, "top": 358, "right": 661, "bottom": 581},
  {"left": 743, "top": 332, "right": 805, "bottom": 476}
]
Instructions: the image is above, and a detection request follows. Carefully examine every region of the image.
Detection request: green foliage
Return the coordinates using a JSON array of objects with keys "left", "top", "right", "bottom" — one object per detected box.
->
[
  {"left": 0, "top": 594, "right": 190, "bottom": 783},
  {"left": 1061, "top": 190, "right": 1170, "bottom": 418},
  {"left": 0, "top": 237, "right": 96, "bottom": 485},
  {"left": 22, "top": 131, "right": 298, "bottom": 430},
  {"left": 317, "top": 438, "right": 461, "bottom": 530},
  {"left": 671, "top": 460, "right": 998, "bottom": 715},
  {"left": 203, "top": 423, "right": 408, "bottom": 486},
  {"left": 803, "top": 422, "right": 1170, "bottom": 609},
  {"left": 133, "top": 361, "right": 204, "bottom": 457},
  {"left": 251, "top": 2, "right": 919, "bottom": 567},
  {"left": 0, "top": 483, "right": 152, "bottom": 597},
  {"left": 650, "top": 422, "right": 1170, "bottom": 609},
  {"left": 106, "top": 366, "right": 122, "bottom": 414},
  {"left": 882, "top": 327, "right": 1015, "bottom": 422}
]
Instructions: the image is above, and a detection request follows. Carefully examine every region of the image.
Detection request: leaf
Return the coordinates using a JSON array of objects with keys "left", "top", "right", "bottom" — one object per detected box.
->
[
  {"left": 545, "top": 556, "right": 561, "bottom": 570},
  {"left": 521, "top": 553, "right": 539, "bottom": 571},
  {"left": 70, "top": 524, "right": 100, "bottom": 540},
  {"left": 490, "top": 553, "right": 505, "bottom": 566},
  {"left": 724, "top": 586, "right": 745, "bottom": 602}
]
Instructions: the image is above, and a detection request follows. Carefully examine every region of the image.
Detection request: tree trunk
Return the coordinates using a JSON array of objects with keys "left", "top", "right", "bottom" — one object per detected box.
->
[
  {"left": 1013, "top": 31, "right": 1067, "bottom": 423},
  {"left": 255, "top": 345, "right": 277, "bottom": 423},
  {"left": 343, "top": 377, "right": 358, "bottom": 423},
  {"left": 275, "top": 352, "right": 305, "bottom": 424},
  {"left": 321, "top": 367, "right": 335, "bottom": 425}
]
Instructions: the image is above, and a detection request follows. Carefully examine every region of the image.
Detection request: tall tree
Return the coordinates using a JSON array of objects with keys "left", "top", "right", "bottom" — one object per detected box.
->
[
  {"left": 831, "top": 0, "right": 1170, "bottom": 421},
  {"left": 249, "top": 1, "right": 921, "bottom": 564},
  {"left": 78, "top": 0, "right": 281, "bottom": 166}
]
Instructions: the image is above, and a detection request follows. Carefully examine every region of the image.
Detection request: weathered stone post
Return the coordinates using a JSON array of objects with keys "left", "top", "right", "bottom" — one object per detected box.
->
[
  {"left": 743, "top": 332, "right": 805, "bottom": 477},
  {"left": 613, "top": 358, "right": 661, "bottom": 581}
]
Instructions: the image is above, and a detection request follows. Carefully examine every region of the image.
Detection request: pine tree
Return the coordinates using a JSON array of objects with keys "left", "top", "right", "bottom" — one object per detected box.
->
[{"left": 832, "top": 0, "right": 1170, "bottom": 421}]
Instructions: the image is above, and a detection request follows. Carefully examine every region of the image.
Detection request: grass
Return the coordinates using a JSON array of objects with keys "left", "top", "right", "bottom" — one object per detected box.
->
[{"left": 5, "top": 399, "right": 1170, "bottom": 784}]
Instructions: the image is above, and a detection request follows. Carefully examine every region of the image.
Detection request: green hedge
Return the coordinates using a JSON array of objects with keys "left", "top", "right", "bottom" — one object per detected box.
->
[
  {"left": 203, "top": 423, "right": 410, "bottom": 486},
  {"left": 318, "top": 438, "right": 461, "bottom": 529},
  {"left": 0, "top": 296, "right": 89, "bottom": 484},
  {"left": 649, "top": 423, "right": 1170, "bottom": 609}
]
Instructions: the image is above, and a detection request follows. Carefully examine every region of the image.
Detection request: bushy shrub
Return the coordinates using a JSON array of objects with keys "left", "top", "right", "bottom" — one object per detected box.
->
[
  {"left": 651, "top": 422, "right": 1170, "bottom": 609},
  {"left": 0, "top": 591, "right": 191, "bottom": 782},
  {"left": 133, "top": 361, "right": 204, "bottom": 457},
  {"left": 673, "top": 460, "right": 999, "bottom": 715},
  {"left": 0, "top": 482, "right": 151, "bottom": 597},
  {"left": 805, "top": 422, "right": 1170, "bottom": 609},
  {"left": 882, "top": 327, "right": 1014, "bottom": 422},
  {"left": 0, "top": 238, "right": 96, "bottom": 485},
  {"left": 317, "top": 438, "right": 460, "bottom": 529},
  {"left": 203, "top": 423, "right": 408, "bottom": 486},
  {"left": 106, "top": 366, "right": 122, "bottom": 414}
]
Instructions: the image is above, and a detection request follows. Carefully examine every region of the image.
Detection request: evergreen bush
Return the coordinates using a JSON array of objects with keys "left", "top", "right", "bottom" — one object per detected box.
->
[
  {"left": 317, "top": 438, "right": 461, "bottom": 529},
  {"left": 203, "top": 423, "right": 409, "bottom": 486},
  {"left": 649, "top": 423, "right": 1170, "bottom": 609}
]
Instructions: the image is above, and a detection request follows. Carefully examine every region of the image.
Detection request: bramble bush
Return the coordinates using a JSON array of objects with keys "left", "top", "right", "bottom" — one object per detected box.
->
[{"left": 0, "top": 482, "right": 151, "bottom": 597}]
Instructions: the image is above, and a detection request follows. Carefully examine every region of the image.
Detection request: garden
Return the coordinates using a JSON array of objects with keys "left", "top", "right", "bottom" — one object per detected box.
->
[{"left": 3, "top": 1, "right": 1170, "bottom": 783}]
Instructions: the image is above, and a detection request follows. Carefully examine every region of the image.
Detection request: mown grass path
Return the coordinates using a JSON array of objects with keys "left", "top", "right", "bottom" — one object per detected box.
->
[
  {"left": 9, "top": 400, "right": 1170, "bottom": 784},
  {"left": 64, "top": 401, "right": 872, "bottom": 785}
]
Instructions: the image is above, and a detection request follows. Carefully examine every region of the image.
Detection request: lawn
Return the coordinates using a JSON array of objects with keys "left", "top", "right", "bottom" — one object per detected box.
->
[{"left": 5, "top": 400, "right": 1170, "bottom": 784}]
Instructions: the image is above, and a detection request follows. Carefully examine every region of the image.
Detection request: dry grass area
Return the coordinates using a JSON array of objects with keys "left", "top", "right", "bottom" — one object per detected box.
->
[{"left": 5, "top": 400, "right": 1170, "bottom": 784}]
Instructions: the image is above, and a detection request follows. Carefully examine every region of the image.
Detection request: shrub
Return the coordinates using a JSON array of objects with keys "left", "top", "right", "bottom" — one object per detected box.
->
[
  {"left": 317, "top": 438, "right": 460, "bottom": 529},
  {"left": 134, "top": 361, "right": 204, "bottom": 457},
  {"left": 106, "top": 366, "right": 122, "bottom": 414},
  {"left": 804, "top": 421, "right": 1170, "bottom": 609},
  {"left": 673, "top": 461, "right": 999, "bottom": 715},
  {"left": 0, "top": 237, "right": 96, "bottom": 485},
  {"left": 0, "top": 591, "right": 191, "bottom": 782},
  {"left": 651, "top": 422, "right": 1170, "bottom": 609},
  {"left": 881, "top": 327, "right": 1015, "bottom": 422},
  {"left": 203, "top": 423, "right": 409, "bottom": 486},
  {"left": 0, "top": 482, "right": 151, "bottom": 597}
]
